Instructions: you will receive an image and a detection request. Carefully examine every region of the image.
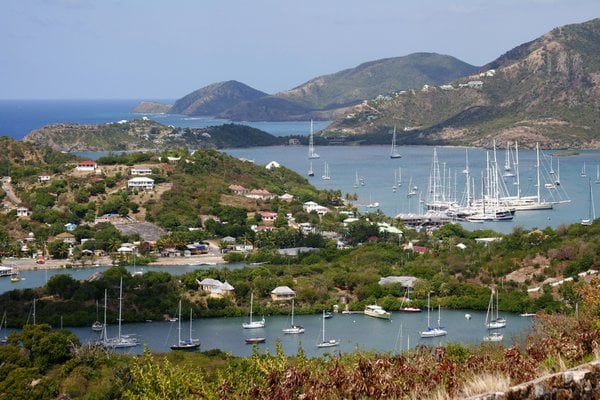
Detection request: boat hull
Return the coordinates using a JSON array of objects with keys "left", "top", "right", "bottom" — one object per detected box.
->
[
  {"left": 245, "top": 337, "right": 266, "bottom": 344},
  {"left": 171, "top": 340, "right": 201, "bottom": 350}
]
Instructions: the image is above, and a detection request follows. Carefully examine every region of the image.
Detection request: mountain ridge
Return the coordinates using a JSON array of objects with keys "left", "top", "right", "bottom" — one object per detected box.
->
[
  {"left": 134, "top": 53, "right": 479, "bottom": 122},
  {"left": 325, "top": 18, "right": 600, "bottom": 149}
]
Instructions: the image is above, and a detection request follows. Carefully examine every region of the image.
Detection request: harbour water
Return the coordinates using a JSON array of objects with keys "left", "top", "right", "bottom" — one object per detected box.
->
[
  {"left": 1, "top": 263, "right": 534, "bottom": 357},
  {"left": 225, "top": 145, "right": 600, "bottom": 234},
  {"left": 5, "top": 305, "right": 534, "bottom": 358}
]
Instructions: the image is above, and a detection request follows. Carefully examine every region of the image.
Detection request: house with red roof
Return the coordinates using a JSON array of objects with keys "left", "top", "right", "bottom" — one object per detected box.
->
[{"left": 76, "top": 160, "right": 98, "bottom": 172}]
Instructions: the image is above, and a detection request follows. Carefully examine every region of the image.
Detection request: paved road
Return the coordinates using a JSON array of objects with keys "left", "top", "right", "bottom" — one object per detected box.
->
[{"left": 1, "top": 177, "right": 21, "bottom": 206}]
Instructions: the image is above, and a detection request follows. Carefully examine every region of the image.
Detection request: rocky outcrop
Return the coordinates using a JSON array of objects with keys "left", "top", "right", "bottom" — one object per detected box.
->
[{"left": 469, "top": 360, "right": 600, "bottom": 400}]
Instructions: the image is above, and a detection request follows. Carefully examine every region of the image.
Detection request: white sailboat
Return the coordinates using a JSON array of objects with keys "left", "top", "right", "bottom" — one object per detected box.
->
[
  {"left": 483, "top": 289, "right": 504, "bottom": 342},
  {"left": 503, "top": 142, "right": 513, "bottom": 176},
  {"left": 308, "top": 120, "right": 320, "bottom": 159},
  {"left": 596, "top": 165, "right": 600, "bottom": 184},
  {"left": 101, "top": 280, "right": 139, "bottom": 349},
  {"left": 420, "top": 294, "right": 447, "bottom": 338},
  {"left": 581, "top": 162, "right": 587, "bottom": 177},
  {"left": 282, "top": 299, "right": 304, "bottom": 334},
  {"left": 485, "top": 288, "right": 506, "bottom": 329},
  {"left": 171, "top": 300, "right": 201, "bottom": 350},
  {"left": 307, "top": 160, "right": 314, "bottom": 177},
  {"left": 581, "top": 178, "right": 596, "bottom": 226},
  {"left": 321, "top": 161, "right": 331, "bottom": 180},
  {"left": 317, "top": 310, "right": 339, "bottom": 348},
  {"left": 91, "top": 299, "right": 103, "bottom": 332},
  {"left": 397, "top": 167, "right": 402, "bottom": 187},
  {"left": 242, "top": 292, "right": 265, "bottom": 329},
  {"left": 392, "top": 169, "right": 397, "bottom": 192},
  {"left": 390, "top": 127, "right": 401, "bottom": 158},
  {"left": 353, "top": 170, "right": 360, "bottom": 188}
]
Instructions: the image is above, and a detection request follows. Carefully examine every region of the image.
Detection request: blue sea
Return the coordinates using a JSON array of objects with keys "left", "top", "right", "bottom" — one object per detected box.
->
[{"left": 0, "top": 99, "right": 331, "bottom": 139}]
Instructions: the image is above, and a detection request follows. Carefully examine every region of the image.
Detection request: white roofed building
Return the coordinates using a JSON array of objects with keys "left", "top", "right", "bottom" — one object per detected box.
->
[
  {"left": 128, "top": 177, "right": 154, "bottom": 190},
  {"left": 270, "top": 286, "right": 296, "bottom": 301}
]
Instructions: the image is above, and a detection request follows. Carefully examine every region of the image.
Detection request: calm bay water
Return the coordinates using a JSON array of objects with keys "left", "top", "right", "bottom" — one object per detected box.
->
[
  {"left": 225, "top": 145, "right": 600, "bottom": 234},
  {"left": 3, "top": 303, "right": 534, "bottom": 358}
]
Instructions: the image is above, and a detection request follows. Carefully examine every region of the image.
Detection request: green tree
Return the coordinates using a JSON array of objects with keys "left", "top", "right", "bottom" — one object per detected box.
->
[{"left": 47, "top": 240, "right": 70, "bottom": 259}]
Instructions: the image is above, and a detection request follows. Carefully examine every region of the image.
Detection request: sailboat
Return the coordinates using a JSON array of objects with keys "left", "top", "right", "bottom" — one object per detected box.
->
[
  {"left": 485, "top": 288, "right": 506, "bottom": 329},
  {"left": 242, "top": 292, "right": 265, "bottom": 329},
  {"left": 10, "top": 268, "right": 20, "bottom": 283},
  {"left": 581, "top": 178, "right": 596, "bottom": 226},
  {"left": 390, "top": 127, "right": 401, "bottom": 158},
  {"left": 392, "top": 169, "right": 398, "bottom": 192},
  {"left": 317, "top": 310, "right": 339, "bottom": 348},
  {"left": 91, "top": 299, "right": 103, "bottom": 332},
  {"left": 321, "top": 161, "right": 331, "bottom": 180},
  {"left": 596, "top": 165, "right": 600, "bottom": 184},
  {"left": 307, "top": 120, "right": 320, "bottom": 159},
  {"left": 307, "top": 160, "right": 314, "bottom": 177},
  {"left": 101, "top": 279, "right": 139, "bottom": 348},
  {"left": 483, "top": 289, "right": 503, "bottom": 342},
  {"left": 353, "top": 170, "right": 360, "bottom": 188},
  {"left": 503, "top": 142, "right": 513, "bottom": 176},
  {"left": 420, "top": 294, "right": 447, "bottom": 338},
  {"left": 170, "top": 300, "right": 201, "bottom": 350},
  {"left": 399, "top": 289, "right": 421, "bottom": 312},
  {"left": 407, "top": 177, "right": 417, "bottom": 197},
  {"left": 282, "top": 298, "right": 304, "bottom": 334},
  {"left": 581, "top": 162, "right": 587, "bottom": 177},
  {"left": 397, "top": 167, "right": 402, "bottom": 187}
]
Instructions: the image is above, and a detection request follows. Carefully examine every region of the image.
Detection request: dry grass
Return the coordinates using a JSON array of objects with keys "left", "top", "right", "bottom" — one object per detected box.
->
[{"left": 457, "top": 373, "right": 511, "bottom": 398}]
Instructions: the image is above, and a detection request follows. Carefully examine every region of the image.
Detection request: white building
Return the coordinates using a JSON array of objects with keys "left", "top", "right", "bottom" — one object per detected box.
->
[
  {"left": 303, "top": 201, "right": 329, "bottom": 215},
  {"left": 128, "top": 177, "right": 154, "bottom": 190},
  {"left": 196, "top": 278, "right": 235, "bottom": 297},
  {"left": 130, "top": 167, "right": 153, "bottom": 175},
  {"left": 76, "top": 160, "right": 98, "bottom": 172}
]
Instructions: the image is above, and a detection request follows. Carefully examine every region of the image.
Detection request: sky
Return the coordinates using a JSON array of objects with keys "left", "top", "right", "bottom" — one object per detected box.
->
[{"left": 2, "top": 0, "right": 600, "bottom": 100}]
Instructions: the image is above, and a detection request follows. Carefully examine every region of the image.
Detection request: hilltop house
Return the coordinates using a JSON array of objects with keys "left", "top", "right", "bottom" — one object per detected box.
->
[
  {"left": 128, "top": 177, "right": 154, "bottom": 190},
  {"left": 38, "top": 173, "right": 51, "bottom": 182},
  {"left": 196, "top": 278, "right": 235, "bottom": 298},
  {"left": 270, "top": 286, "right": 296, "bottom": 301},
  {"left": 229, "top": 184, "right": 248, "bottom": 196},
  {"left": 303, "top": 201, "right": 329, "bottom": 215},
  {"left": 258, "top": 211, "right": 278, "bottom": 223},
  {"left": 246, "top": 189, "right": 274, "bottom": 200},
  {"left": 76, "top": 160, "right": 98, "bottom": 172},
  {"left": 16, "top": 207, "right": 30, "bottom": 218},
  {"left": 378, "top": 276, "right": 417, "bottom": 289},
  {"left": 54, "top": 232, "right": 76, "bottom": 245},
  {"left": 130, "top": 166, "right": 153, "bottom": 176}
]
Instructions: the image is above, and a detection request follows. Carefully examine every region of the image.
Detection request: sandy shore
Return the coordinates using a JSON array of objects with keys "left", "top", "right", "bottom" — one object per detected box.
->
[{"left": 4, "top": 254, "right": 226, "bottom": 271}]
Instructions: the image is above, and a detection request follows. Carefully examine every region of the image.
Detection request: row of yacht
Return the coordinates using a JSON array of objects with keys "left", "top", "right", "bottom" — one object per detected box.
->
[{"left": 405, "top": 141, "right": 571, "bottom": 223}]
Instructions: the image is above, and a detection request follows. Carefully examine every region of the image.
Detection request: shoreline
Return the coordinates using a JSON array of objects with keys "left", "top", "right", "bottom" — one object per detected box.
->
[{"left": 3, "top": 254, "right": 226, "bottom": 272}]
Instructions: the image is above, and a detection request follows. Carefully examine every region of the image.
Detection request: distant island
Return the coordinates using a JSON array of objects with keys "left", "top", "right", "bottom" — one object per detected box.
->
[
  {"left": 23, "top": 119, "right": 285, "bottom": 152},
  {"left": 132, "top": 101, "right": 171, "bottom": 114}
]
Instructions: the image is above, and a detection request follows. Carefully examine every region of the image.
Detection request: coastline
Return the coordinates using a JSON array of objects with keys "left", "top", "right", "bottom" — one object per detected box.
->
[{"left": 4, "top": 254, "right": 226, "bottom": 272}]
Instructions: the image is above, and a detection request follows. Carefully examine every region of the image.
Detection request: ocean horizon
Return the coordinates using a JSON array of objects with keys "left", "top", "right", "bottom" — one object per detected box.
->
[{"left": 0, "top": 99, "right": 330, "bottom": 139}]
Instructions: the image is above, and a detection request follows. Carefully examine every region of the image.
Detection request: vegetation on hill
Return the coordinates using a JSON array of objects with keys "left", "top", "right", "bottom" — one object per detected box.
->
[
  {"left": 326, "top": 18, "right": 600, "bottom": 149},
  {"left": 22, "top": 120, "right": 285, "bottom": 152}
]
